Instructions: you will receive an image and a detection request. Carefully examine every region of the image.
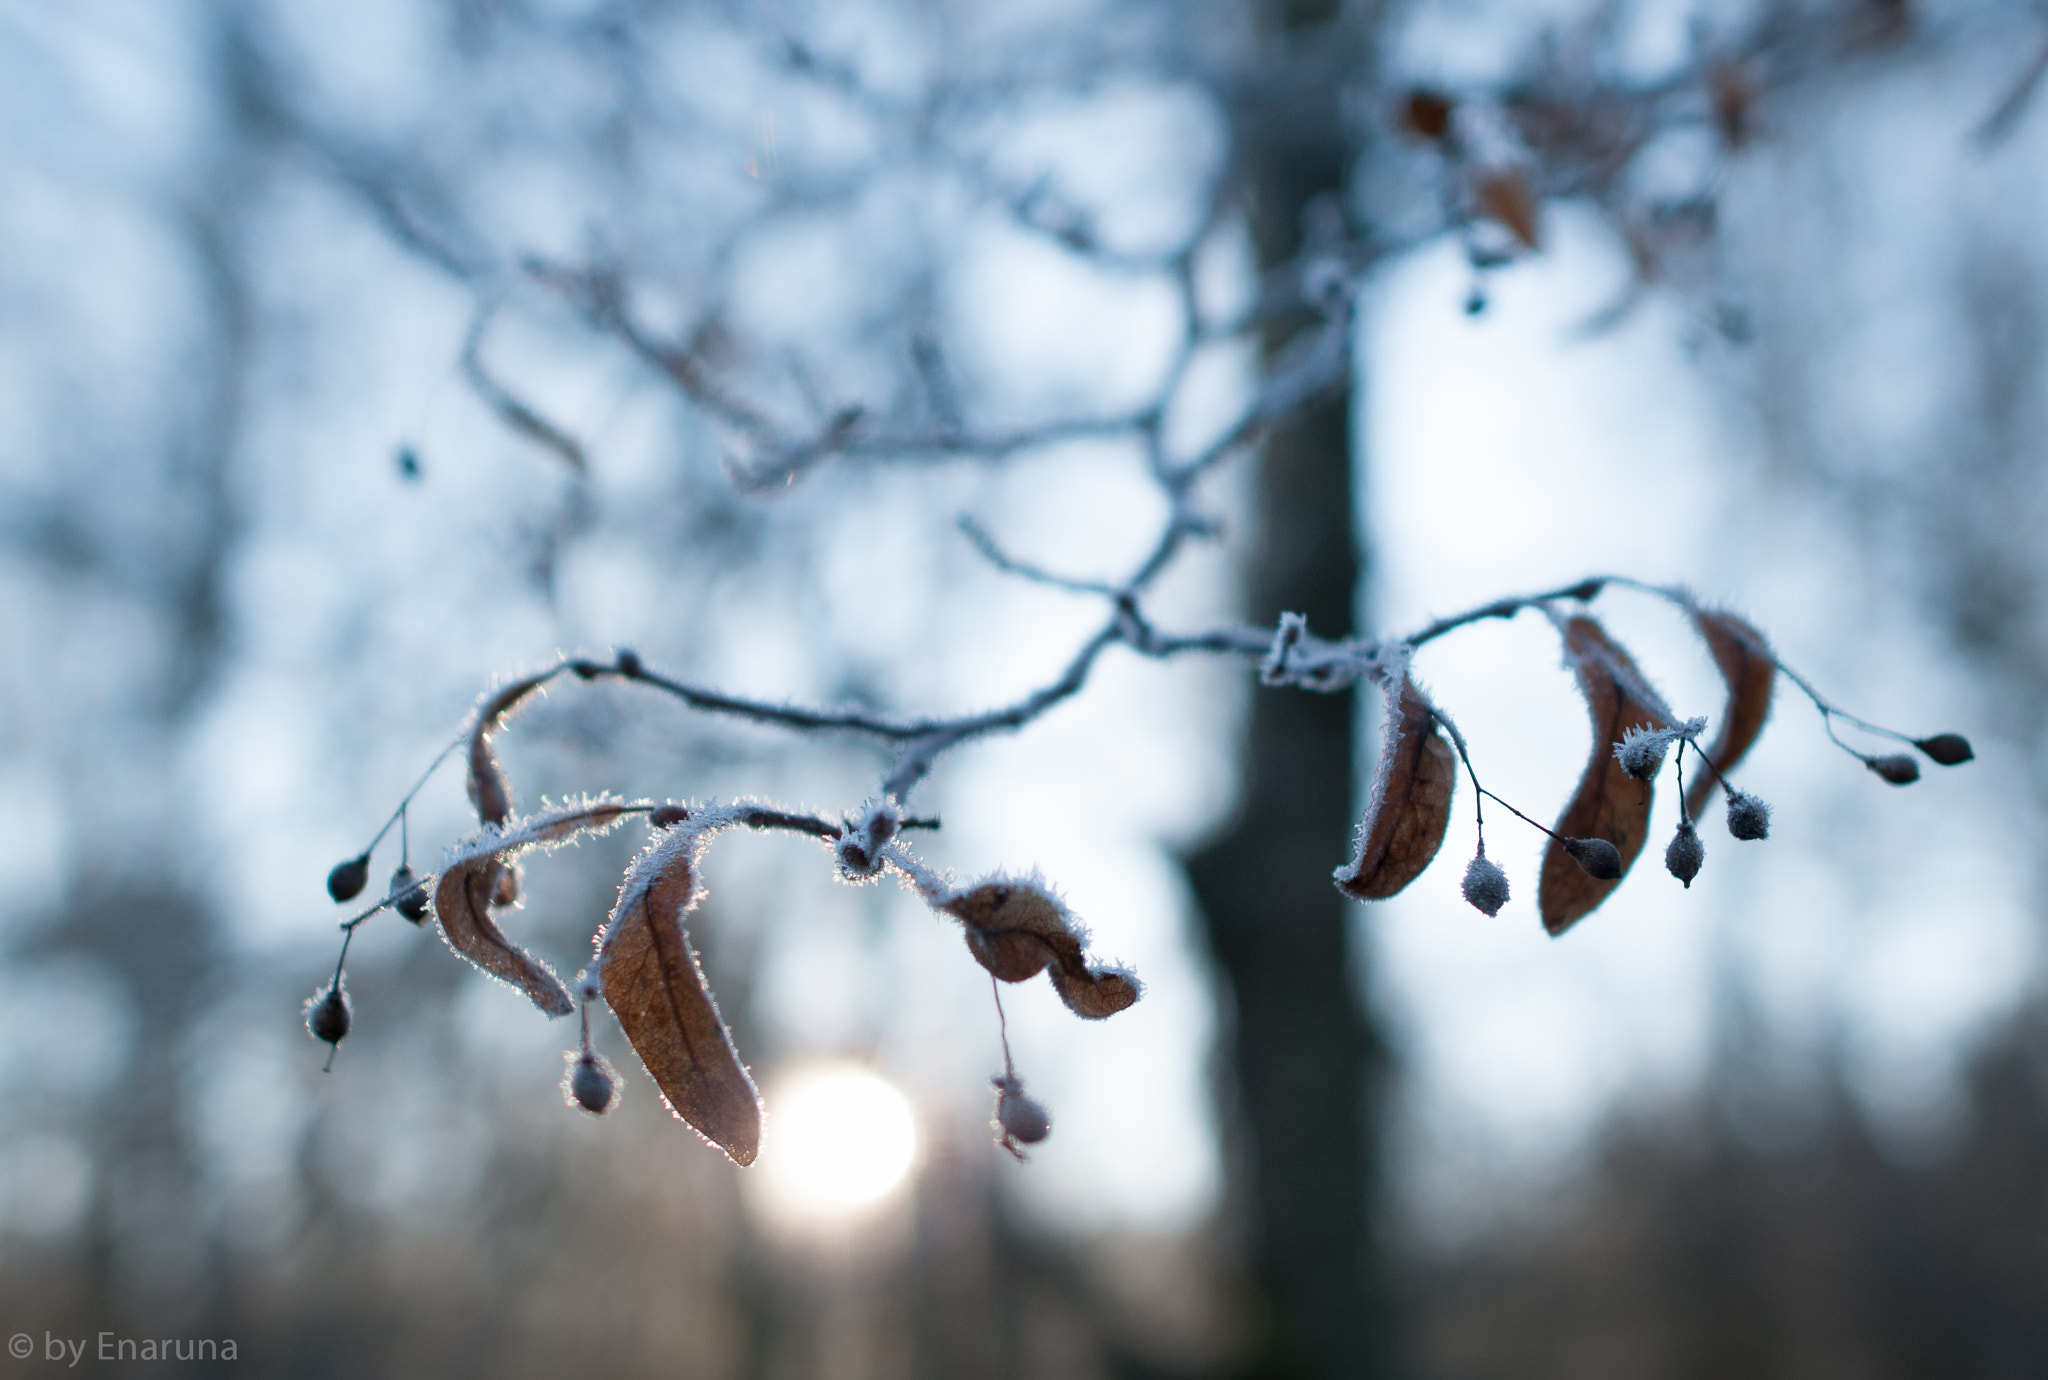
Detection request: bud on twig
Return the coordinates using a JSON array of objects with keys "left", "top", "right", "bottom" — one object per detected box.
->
[
  {"left": 390, "top": 864, "right": 429, "bottom": 923},
  {"left": 307, "top": 980, "right": 352, "bottom": 1049},
  {"left": 1461, "top": 848, "right": 1511, "bottom": 916},
  {"left": 1665, "top": 822, "right": 1704, "bottom": 888},
  {"left": 1914, "top": 733, "right": 1974, "bottom": 766},
  {"left": 1725, "top": 790, "right": 1771, "bottom": 841},
  {"left": 992, "top": 1073, "right": 1051, "bottom": 1158},
  {"left": 1614, "top": 726, "right": 1672, "bottom": 781},
  {"left": 566, "top": 1049, "right": 619, "bottom": 1115},
  {"left": 327, "top": 854, "right": 370, "bottom": 903},
  {"left": 1562, "top": 836, "right": 1624, "bottom": 880},
  {"left": 1866, "top": 753, "right": 1920, "bottom": 786}
]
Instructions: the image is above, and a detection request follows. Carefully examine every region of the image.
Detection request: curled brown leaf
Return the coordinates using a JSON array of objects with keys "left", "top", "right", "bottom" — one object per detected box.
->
[
  {"left": 1539, "top": 618, "right": 1673, "bottom": 935},
  {"left": 599, "top": 832, "right": 762, "bottom": 1164},
  {"left": 1335, "top": 675, "right": 1455, "bottom": 901},
  {"left": 432, "top": 801, "right": 635, "bottom": 1017},
  {"left": 1685, "top": 608, "right": 1775, "bottom": 819},
  {"left": 939, "top": 879, "right": 1140, "bottom": 1020},
  {"left": 467, "top": 672, "right": 555, "bottom": 827}
]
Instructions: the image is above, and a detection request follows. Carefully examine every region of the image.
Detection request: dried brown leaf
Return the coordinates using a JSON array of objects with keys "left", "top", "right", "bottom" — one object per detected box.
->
[
  {"left": 1475, "top": 170, "right": 1542, "bottom": 250},
  {"left": 940, "top": 880, "right": 1140, "bottom": 1020},
  {"left": 1335, "top": 675, "right": 1455, "bottom": 901},
  {"left": 468, "top": 672, "right": 554, "bottom": 827},
  {"left": 1539, "top": 618, "right": 1673, "bottom": 935},
  {"left": 432, "top": 802, "right": 634, "bottom": 1017},
  {"left": 435, "top": 861, "right": 575, "bottom": 1016},
  {"left": 1685, "top": 608, "right": 1775, "bottom": 819},
  {"left": 599, "top": 839, "right": 761, "bottom": 1164}
]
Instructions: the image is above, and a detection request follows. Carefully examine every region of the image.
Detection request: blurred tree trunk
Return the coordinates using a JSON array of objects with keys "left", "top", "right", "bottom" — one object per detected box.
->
[{"left": 1186, "top": 6, "right": 1393, "bottom": 1378}]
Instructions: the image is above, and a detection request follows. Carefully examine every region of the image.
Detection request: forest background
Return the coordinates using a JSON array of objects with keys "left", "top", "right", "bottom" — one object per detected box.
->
[{"left": 2, "top": 0, "right": 2045, "bottom": 1376}]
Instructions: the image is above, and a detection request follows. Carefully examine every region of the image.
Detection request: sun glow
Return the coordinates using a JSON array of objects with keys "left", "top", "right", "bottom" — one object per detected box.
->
[{"left": 754, "top": 1065, "right": 918, "bottom": 1218}]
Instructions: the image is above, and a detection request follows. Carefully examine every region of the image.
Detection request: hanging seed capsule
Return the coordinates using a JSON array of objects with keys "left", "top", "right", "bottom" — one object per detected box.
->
[
  {"left": 327, "top": 854, "right": 370, "bottom": 903},
  {"left": 566, "top": 1050, "right": 618, "bottom": 1116},
  {"left": 1914, "top": 733, "right": 1974, "bottom": 766},
  {"left": 1725, "top": 791, "right": 1771, "bottom": 841},
  {"left": 390, "top": 864, "right": 430, "bottom": 923},
  {"left": 1867, "top": 754, "right": 1920, "bottom": 786},
  {"left": 1562, "top": 837, "right": 1624, "bottom": 881},
  {"left": 1461, "top": 849, "right": 1511, "bottom": 917},
  {"left": 992, "top": 1074, "right": 1051, "bottom": 1149},
  {"left": 1665, "top": 822, "right": 1704, "bottom": 888},
  {"left": 1614, "top": 728, "right": 1669, "bottom": 781},
  {"left": 307, "top": 980, "right": 352, "bottom": 1047}
]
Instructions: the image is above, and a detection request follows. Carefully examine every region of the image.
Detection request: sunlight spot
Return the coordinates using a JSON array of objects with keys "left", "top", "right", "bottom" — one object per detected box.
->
[{"left": 754, "top": 1064, "right": 917, "bottom": 1219}]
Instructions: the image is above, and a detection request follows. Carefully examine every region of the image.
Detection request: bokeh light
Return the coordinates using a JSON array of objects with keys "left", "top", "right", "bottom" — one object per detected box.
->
[{"left": 752, "top": 1065, "right": 919, "bottom": 1220}]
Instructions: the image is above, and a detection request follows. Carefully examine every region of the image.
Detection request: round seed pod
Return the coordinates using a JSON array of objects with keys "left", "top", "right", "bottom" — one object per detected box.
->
[
  {"left": 327, "top": 854, "right": 370, "bottom": 903},
  {"left": 1867, "top": 754, "right": 1920, "bottom": 786},
  {"left": 1725, "top": 791, "right": 1771, "bottom": 841},
  {"left": 1914, "top": 733, "right": 1974, "bottom": 766},
  {"left": 1665, "top": 822, "right": 1704, "bottom": 888},
  {"left": 993, "top": 1076, "right": 1051, "bottom": 1147},
  {"left": 307, "top": 981, "right": 352, "bottom": 1047},
  {"left": 390, "top": 865, "right": 429, "bottom": 923},
  {"left": 1615, "top": 734, "right": 1667, "bottom": 781},
  {"left": 1562, "top": 836, "right": 1624, "bottom": 881},
  {"left": 1460, "top": 851, "right": 1511, "bottom": 917},
  {"left": 566, "top": 1050, "right": 618, "bottom": 1116}
]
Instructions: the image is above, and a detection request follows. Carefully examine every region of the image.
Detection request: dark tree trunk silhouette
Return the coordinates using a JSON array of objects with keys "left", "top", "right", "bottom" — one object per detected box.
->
[{"left": 1187, "top": 7, "right": 1394, "bottom": 1377}]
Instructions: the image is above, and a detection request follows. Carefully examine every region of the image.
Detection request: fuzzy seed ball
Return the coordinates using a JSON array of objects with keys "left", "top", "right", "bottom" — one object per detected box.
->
[
  {"left": 1461, "top": 852, "right": 1511, "bottom": 916},
  {"left": 1725, "top": 791, "right": 1771, "bottom": 841},
  {"left": 567, "top": 1051, "right": 617, "bottom": 1115},
  {"left": 1665, "top": 822, "right": 1704, "bottom": 888},
  {"left": 1616, "top": 736, "right": 1667, "bottom": 781},
  {"left": 1563, "top": 836, "right": 1624, "bottom": 881},
  {"left": 993, "top": 1077, "right": 1051, "bottom": 1146},
  {"left": 1867, "top": 754, "right": 1920, "bottom": 786},
  {"left": 307, "top": 982, "right": 352, "bottom": 1046},
  {"left": 327, "top": 854, "right": 370, "bottom": 903}
]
